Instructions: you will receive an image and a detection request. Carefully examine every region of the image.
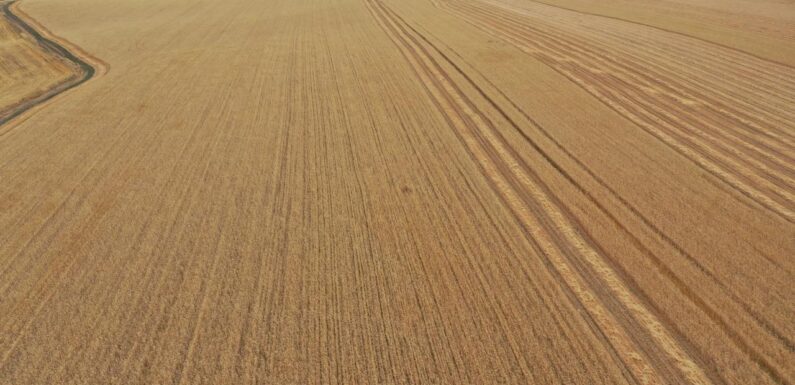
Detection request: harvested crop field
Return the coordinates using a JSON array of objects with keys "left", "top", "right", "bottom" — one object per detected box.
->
[{"left": 0, "top": 0, "right": 793, "bottom": 383}]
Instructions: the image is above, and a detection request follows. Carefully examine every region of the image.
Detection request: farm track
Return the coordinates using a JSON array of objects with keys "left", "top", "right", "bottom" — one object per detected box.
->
[
  {"left": 0, "top": 0, "right": 97, "bottom": 131},
  {"left": 0, "top": 0, "right": 793, "bottom": 383}
]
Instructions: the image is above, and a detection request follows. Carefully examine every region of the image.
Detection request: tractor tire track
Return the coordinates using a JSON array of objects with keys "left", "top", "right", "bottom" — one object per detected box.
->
[
  {"left": 433, "top": 0, "right": 795, "bottom": 223},
  {"left": 408, "top": 19, "right": 794, "bottom": 384},
  {"left": 0, "top": 0, "right": 102, "bottom": 131},
  {"left": 366, "top": 1, "right": 719, "bottom": 383}
]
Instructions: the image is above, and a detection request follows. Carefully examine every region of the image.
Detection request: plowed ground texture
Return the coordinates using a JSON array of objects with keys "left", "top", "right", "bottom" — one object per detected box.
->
[{"left": 0, "top": 0, "right": 793, "bottom": 384}]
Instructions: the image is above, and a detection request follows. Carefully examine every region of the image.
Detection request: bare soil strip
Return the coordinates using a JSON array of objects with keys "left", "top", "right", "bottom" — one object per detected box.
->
[{"left": 0, "top": 0, "right": 96, "bottom": 129}]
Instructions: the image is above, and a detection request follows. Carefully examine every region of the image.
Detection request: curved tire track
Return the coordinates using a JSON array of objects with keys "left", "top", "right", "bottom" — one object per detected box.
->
[{"left": 0, "top": 0, "right": 100, "bottom": 130}]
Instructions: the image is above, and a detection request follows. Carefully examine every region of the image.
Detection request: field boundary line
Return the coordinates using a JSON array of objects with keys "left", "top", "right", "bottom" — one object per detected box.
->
[{"left": 0, "top": 0, "right": 108, "bottom": 135}]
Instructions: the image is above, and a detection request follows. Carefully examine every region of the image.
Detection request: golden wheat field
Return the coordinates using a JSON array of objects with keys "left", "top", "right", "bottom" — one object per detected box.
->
[{"left": 0, "top": 0, "right": 793, "bottom": 383}]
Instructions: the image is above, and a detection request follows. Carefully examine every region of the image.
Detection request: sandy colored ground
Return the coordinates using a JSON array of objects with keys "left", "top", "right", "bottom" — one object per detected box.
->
[
  {"left": 0, "top": 1, "right": 86, "bottom": 127},
  {"left": 0, "top": 0, "right": 792, "bottom": 384}
]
